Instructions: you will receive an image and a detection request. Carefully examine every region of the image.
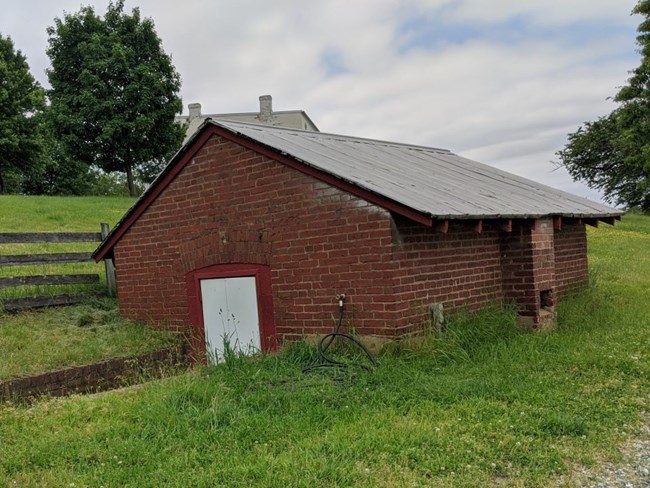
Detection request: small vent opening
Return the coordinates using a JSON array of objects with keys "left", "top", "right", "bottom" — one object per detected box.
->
[{"left": 540, "top": 289, "right": 554, "bottom": 311}]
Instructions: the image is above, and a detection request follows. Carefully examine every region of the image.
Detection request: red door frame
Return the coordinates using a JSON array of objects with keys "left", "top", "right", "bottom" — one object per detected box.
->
[{"left": 185, "top": 264, "right": 277, "bottom": 363}]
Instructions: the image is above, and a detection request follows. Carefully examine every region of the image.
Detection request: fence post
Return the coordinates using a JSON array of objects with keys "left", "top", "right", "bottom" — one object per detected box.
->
[{"left": 100, "top": 223, "right": 117, "bottom": 297}]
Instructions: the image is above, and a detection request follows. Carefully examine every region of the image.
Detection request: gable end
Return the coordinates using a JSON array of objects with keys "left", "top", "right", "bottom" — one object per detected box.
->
[{"left": 93, "top": 124, "right": 433, "bottom": 261}]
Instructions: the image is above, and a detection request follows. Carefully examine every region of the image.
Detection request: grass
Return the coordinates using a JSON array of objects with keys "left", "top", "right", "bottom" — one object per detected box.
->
[
  {"left": 0, "top": 195, "right": 135, "bottom": 300},
  {"left": 0, "top": 297, "right": 181, "bottom": 380},
  {"left": 0, "top": 210, "right": 648, "bottom": 487},
  {"left": 0, "top": 196, "right": 180, "bottom": 380},
  {"left": 0, "top": 195, "right": 135, "bottom": 232}
]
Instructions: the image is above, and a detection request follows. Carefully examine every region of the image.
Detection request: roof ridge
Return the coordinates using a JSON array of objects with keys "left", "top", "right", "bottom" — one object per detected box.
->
[{"left": 186, "top": 109, "right": 310, "bottom": 118}]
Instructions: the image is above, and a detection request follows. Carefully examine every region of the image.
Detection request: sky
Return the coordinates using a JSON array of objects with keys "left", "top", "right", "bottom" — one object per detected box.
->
[{"left": 0, "top": 0, "right": 641, "bottom": 203}]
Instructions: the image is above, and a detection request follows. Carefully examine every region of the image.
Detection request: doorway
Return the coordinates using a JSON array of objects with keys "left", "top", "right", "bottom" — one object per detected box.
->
[
  {"left": 185, "top": 264, "right": 276, "bottom": 364},
  {"left": 200, "top": 276, "right": 260, "bottom": 362}
]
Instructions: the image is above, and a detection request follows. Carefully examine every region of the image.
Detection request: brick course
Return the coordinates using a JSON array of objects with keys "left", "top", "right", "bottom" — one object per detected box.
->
[
  {"left": 554, "top": 223, "right": 589, "bottom": 297},
  {"left": 501, "top": 218, "right": 557, "bottom": 327},
  {"left": 390, "top": 217, "right": 504, "bottom": 335}
]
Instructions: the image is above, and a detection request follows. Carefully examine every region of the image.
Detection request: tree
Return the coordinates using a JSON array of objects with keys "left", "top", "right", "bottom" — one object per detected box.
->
[
  {"left": 21, "top": 128, "right": 95, "bottom": 196},
  {"left": 46, "top": 0, "right": 184, "bottom": 197},
  {"left": 557, "top": 0, "right": 650, "bottom": 212},
  {"left": 0, "top": 34, "right": 45, "bottom": 194}
]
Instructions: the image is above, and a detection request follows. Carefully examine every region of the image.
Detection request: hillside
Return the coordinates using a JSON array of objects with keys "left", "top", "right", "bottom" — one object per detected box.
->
[
  {"left": 0, "top": 200, "right": 648, "bottom": 487},
  {"left": 0, "top": 195, "right": 135, "bottom": 231}
]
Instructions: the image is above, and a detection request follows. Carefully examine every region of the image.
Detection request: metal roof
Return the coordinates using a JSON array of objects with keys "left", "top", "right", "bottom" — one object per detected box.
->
[
  {"left": 212, "top": 119, "right": 621, "bottom": 219},
  {"left": 93, "top": 118, "right": 621, "bottom": 261}
]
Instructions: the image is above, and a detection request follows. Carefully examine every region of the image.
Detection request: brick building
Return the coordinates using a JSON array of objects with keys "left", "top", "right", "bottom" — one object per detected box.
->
[{"left": 93, "top": 120, "right": 621, "bottom": 360}]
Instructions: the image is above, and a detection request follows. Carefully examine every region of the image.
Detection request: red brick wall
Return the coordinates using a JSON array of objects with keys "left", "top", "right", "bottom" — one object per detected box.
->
[
  {"left": 501, "top": 225, "right": 536, "bottom": 318},
  {"left": 501, "top": 219, "right": 556, "bottom": 326},
  {"left": 532, "top": 218, "right": 557, "bottom": 297},
  {"left": 554, "top": 223, "right": 589, "bottom": 297},
  {"left": 113, "top": 134, "right": 593, "bottom": 343},
  {"left": 114, "top": 135, "right": 397, "bottom": 339},
  {"left": 390, "top": 217, "right": 504, "bottom": 335}
]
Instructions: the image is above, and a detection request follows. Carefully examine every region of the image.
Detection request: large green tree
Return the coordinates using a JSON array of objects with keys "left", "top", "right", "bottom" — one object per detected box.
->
[
  {"left": 0, "top": 34, "right": 45, "bottom": 194},
  {"left": 46, "top": 0, "right": 184, "bottom": 196},
  {"left": 557, "top": 1, "right": 650, "bottom": 212}
]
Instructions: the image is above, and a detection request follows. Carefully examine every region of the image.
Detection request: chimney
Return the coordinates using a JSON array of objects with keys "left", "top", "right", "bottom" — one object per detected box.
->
[
  {"left": 259, "top": 95, "right": 272, "bottom": 122},
  {"left": 188, "top": 103, "right": 202, "bottom": 120}
]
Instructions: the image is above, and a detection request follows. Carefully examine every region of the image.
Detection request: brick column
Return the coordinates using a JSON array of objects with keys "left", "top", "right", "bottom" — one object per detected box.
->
[{"left": 501, "top": 218, "right": 556, "bottom": 328}]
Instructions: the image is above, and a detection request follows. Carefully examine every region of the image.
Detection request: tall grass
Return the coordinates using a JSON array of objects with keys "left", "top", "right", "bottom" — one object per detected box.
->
[{"left": 0, "top": 211, "right": 648, "bottom": 487}]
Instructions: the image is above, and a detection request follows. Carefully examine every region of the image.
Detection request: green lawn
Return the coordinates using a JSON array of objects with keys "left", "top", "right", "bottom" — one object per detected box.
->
[
  {"left": 0, "top": 196, "right": 182, "bottom": 379},
  {"left": 0, "top": 298, "right": 181, "bottom": 380},
  {"left": 0, "top": 210, "right": 648, "bottom": 487},
  {"left": 0, "top": 195, "right": 135, "bottom": 232},
  {"left": 0, "top": 195, "right": 135, "bottom": 300}
]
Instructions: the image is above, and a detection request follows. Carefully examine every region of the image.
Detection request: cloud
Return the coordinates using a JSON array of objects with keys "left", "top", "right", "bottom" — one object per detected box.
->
[
  {"left": 0, "top": 0, "right": 641, "bottom": 204},
  {"left": 410, "top": 0, "right": 638, "bottom": 27}
]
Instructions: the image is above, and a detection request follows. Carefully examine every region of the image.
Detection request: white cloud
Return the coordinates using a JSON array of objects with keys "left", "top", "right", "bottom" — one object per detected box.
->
[
  {"left": 411, "top": 0, "right": 638, "bottom": 26},
  {"left": 0, "top": 0, "right": 641, "bottom": 204}
]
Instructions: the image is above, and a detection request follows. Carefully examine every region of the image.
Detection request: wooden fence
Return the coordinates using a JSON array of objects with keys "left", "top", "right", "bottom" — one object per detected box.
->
[{"left": 0, "top": 223, "right": 116, "bottom": 312}]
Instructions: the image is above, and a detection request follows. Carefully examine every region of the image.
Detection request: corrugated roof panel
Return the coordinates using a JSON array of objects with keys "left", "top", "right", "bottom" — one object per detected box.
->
[{"left": 213, "top": 120, "right": 620, "bottom": 219}]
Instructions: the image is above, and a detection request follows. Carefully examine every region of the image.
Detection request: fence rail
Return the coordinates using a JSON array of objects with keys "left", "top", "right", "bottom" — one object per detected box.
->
[
  {"left": 0, "top": 274, "right": 100, "bottom": 289},
  {"left": 0, "top": 233, "right": 102, "bottom": 244},
  {"left": 0, "top": 253, "right": 93, "bottom": 267},
  {"left": 0, "top": 224, "right": 115, "bottom": 312}
]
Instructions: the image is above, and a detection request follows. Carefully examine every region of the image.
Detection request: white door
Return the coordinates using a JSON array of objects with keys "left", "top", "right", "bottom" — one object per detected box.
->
[{"left": 200, "top": 276, "right": 261, "bottom": 363}]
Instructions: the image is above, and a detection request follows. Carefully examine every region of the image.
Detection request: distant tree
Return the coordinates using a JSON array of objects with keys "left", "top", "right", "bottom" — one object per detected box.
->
[
  {"left": 557, "top": 112, "right": 650, "bottom": 209},
  {"left": 22, "top": 133, "right": 94, "bottom": 196},
  {"left": 0, "top": 34, "right": 45, "bottom": 193},
  {"left": 46, "top": 0, "right": 184, "bottom": 197},
  {"left": 557, "top": 0, "right": 650, "bottom": 212}
]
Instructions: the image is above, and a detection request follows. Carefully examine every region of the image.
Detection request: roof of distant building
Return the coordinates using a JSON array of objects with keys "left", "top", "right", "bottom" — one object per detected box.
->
[{"left": 176, "top": 94, "right": 319, "bottom": 144}]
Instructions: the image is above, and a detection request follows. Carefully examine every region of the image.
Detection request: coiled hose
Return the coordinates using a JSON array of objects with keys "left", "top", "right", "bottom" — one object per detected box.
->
[{"left": 302, "top": 295, "right": 377, "bottom": 375}]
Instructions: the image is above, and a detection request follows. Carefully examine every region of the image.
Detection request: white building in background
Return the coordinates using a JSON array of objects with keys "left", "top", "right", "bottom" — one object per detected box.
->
[{"left": 176, "top": 94, "right": 319, "bottom": 144}]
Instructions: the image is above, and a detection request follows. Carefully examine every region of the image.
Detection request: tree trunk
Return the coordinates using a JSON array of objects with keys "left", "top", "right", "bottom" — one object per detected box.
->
[
  {"left": 125, "top": 164, "right": 136, "bottom": 197},
  {"left": 0, "top": 172, "right": 4, "bottom": 194}
]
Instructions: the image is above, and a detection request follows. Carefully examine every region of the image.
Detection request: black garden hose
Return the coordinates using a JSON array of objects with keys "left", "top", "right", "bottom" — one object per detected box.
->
[{"left": 302, "top": 295, "right": 377, "bottom": 375}]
